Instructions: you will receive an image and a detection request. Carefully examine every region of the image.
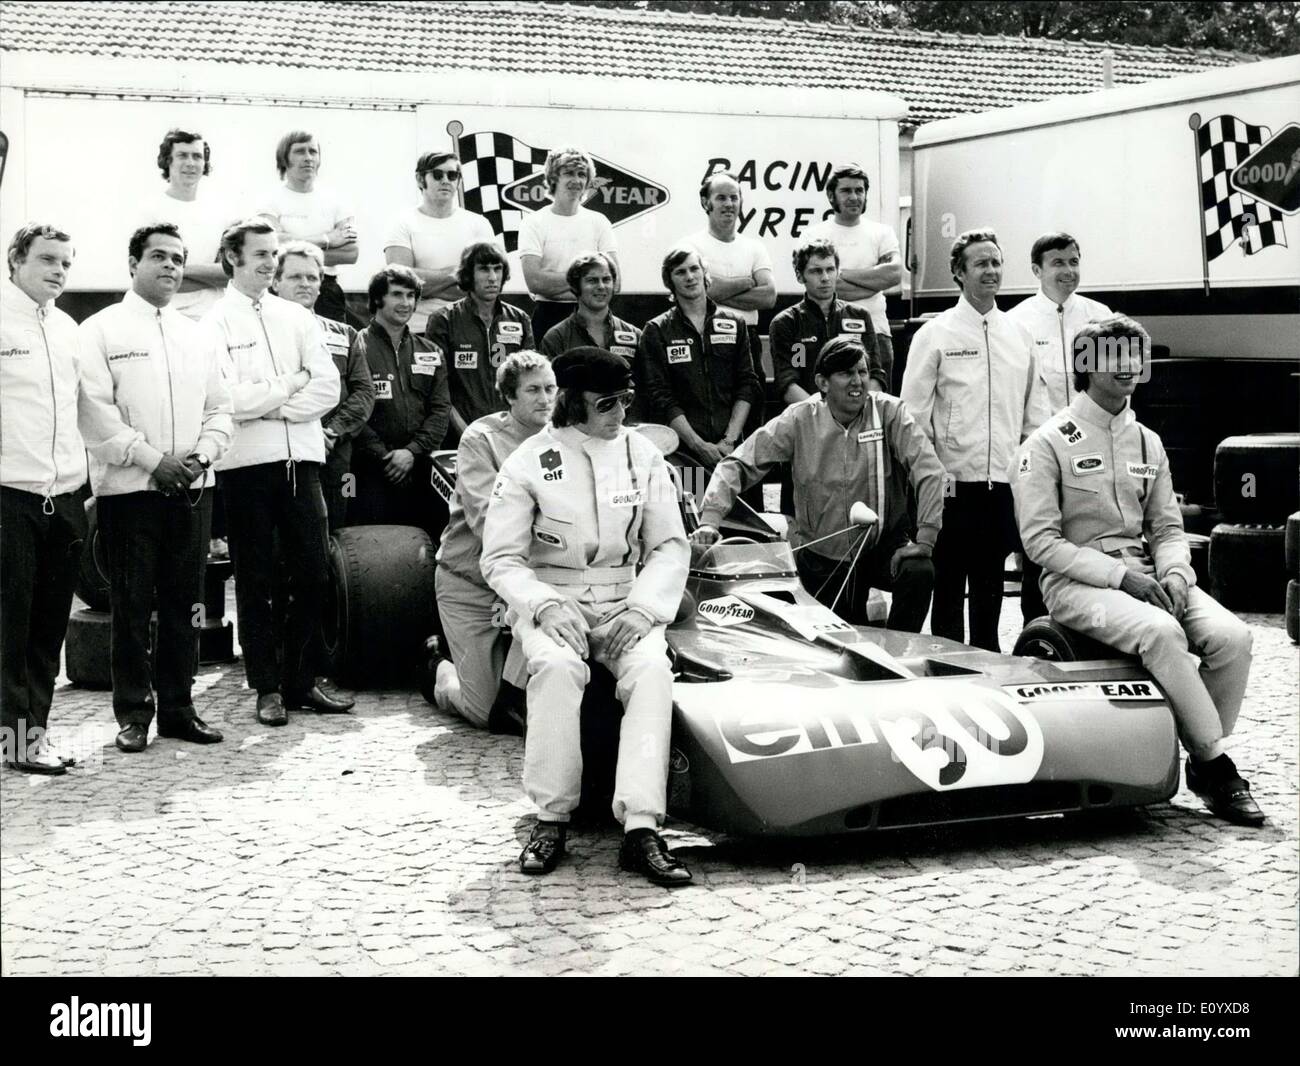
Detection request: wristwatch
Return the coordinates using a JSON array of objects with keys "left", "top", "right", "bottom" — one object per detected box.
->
[{"left": 189, "top": 453, "right": 212, "bottom": 471}]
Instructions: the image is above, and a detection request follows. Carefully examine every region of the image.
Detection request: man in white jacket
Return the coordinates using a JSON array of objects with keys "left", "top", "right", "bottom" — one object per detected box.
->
[
  {"left": 203, "top": 218, "right": 348, "bottom": 726},
  {"left": 481, "top": 347, "right": 692, "bottom": 886},
  {"left": 79, "top": 223, "right": 234, "bottom": 754},
  {"left": 1, "top": 224, "right": 90, "bottom": 774},
  {"left": 900, "top": 228, "right": 1051, "bottom": 651}
]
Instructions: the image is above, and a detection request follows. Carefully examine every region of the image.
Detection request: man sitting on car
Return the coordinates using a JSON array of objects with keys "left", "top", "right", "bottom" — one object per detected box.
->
[
  {"left": 1012, "top": 315, "right": 1264, "bottom": 826},
  {"left": 692, "top": 337, "right": 944, "bottom": 632}
]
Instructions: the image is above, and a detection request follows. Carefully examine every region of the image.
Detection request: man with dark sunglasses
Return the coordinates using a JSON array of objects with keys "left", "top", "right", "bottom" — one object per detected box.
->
[
  {"left": 384, "top": 151, "right": 498, "bottom": 336},
  {"left": 481, "top": 347, "right": 693, "bottom": 887}
]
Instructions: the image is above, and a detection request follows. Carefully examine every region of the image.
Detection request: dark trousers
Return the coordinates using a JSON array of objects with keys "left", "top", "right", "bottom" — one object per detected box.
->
[
  {"left": 98, "top": 490, "right": 211, "bottom": 728},
  {"left": 348, "top": 457, "right": 447, "bottom": 542},
  {"left": 932, "top": 482, "right": 1019, "bottom": 652},
  {"left": 796, "top": 531, "right": 935, "bottom": 631},
  {"left": 321, "top": 443, "right": 352, "bottom": 532},
  {"left": 220, "top": 462, "right": 330, "bottom": 695},
  {"left": 0, "top": 487, "right": 86, "bottom": 736},
  {"left": 875, "top": 332, "right": 896, "bottom": 394},
  {"left": 1021, "top": 555, "right": 1047, "bottom": 625},
  {"left": 531, "top": 300, "right": 573, "bottom": 341}
]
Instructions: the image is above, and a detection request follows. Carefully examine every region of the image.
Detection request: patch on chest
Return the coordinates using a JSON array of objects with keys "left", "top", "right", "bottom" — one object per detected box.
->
[
  {"left": 1127, "top": 462, "right": 1158, "bottom": 479},
  {"left": 1070, "top": 453, "right": 1105, "bottom": 475},
  {"left": 1057, "top": 418, "right": 1087, "bottom": 446},
  {"left": 455, "top": 348, "right": 478, "bottom": 370},
  {"left": 538, "top": 448, "right": 565, "bottom": 482},
  {"left": 667, "top": 344, "right": 692, "bottom": 364}
]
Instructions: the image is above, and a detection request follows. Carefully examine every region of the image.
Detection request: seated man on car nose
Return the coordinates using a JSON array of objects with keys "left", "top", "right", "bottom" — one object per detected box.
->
[
  {"left": 480, "top": 346, "right": 693, "bottom": 886},
  {"left": 1012, "top": 315, "right": 1263, "bottom": 827},
  {"left": 693, "top": 336, "right": 944, "bottom": 632}
]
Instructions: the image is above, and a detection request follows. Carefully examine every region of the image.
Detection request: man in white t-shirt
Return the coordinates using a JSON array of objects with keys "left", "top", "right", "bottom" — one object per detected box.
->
[
  {"left": 681, "top": 171, "right": 775, "bottom": 432},
  {"left": 134, "top": 129, "right": 229, "bottom": 321},
  {"left": 518, "top": 145, "right": 619, "bottom": 340},
  {"left": 257, "top": 130, "right": 358, "bottom": 324},
  {"left": 805, "top": 164, "right": 901, "bottom": 391},
  {"left": 383, "top": 151, "right": 498, "bottom": 335}
]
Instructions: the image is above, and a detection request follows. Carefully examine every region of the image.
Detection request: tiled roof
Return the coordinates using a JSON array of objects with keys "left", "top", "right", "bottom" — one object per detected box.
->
[{"left": 0, "top": 0, "right": 1262, "bottom": 124}]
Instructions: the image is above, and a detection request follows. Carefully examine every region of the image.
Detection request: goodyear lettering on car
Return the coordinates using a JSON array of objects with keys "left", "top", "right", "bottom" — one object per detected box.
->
[
  {"left": 667, "top": 343, "right": 692, "bottom": 365},
  {"left": 696, "top": 596, "right": 754, "bottom": 627},
  {"left": 1127, "top": 462, "right": 1159, "bottom": 479},
  {"left": 1070, "top": 453, "right": 1105, "bottom": 476},
  {"left": 1057, "top": 418, "right": 1087, "bottom": 446},
  {"left": 538, "top": 447, "right": 565, "bottom": 482},
  {"left": 1003, "top": 680, "right": 1163, "bottom": 702}
]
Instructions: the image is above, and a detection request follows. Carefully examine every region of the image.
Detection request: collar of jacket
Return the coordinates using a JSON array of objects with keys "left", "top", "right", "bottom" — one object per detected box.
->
[
  {"left": 954, "top": 294, "right": 1004, "bottom": 328},
  {"left": 1, "top": 276, "right": 49, "bottom": 315},
  {"left": 798, "top": 295, "right": 842, "bottom": 321},
  {"left": 551, "top": 423, "right": 627, "bottom": 457},
  {"left": 1069, "top": 390, "right": 1135, "bottom": 433},
  {"left": 671, "top": 298, "right": 720, "bottom": 328},
  {"left": 221, "top": 283, "right": 273, "bottom": 311},
  {"left": 1027, "top": 290, "right": 1081, "bottom": 315},
  {"left": 120, "top": 289, "right": 172, "bottom": 319}
]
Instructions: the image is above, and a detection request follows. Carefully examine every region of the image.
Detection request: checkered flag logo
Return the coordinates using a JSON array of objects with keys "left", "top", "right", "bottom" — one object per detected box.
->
[
  {"left": 456, "top": 130, "right": 550, "bottom": 252},
  {"left": 1197, "top": 115, "right": 1288, "bottom": 259}
]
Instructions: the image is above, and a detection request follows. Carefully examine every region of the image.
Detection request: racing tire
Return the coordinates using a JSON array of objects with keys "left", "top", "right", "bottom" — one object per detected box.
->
[
  {"left": 1213, "top": 433, "right": 1300, "bottom": 525},
  {"left": 1288, "top": 580, "right": 1299, "bottom": 643},
  {"left": 1208, "top": 523, "right": 1286, "bottom": 612},
  {"left": 74, "top": 499, "right": 111, "bottom": 612},
  {"left": 65, "top": 608, "right": 158, "bottom": 689},
  {"left": 1012, "top": 617, "right": 1126, "bottom": 662},
  {"left": 325, "top": 524, "right": 436, "bottom": 689},
  {"left": 1286, "top": 512, "right": 1300, "bottom": 579}
]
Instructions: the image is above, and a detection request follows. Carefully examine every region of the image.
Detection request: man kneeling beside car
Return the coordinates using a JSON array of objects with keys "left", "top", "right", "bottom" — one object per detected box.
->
[{"left": 1012, "top": 315, "right": 1264, "bottom": 826}]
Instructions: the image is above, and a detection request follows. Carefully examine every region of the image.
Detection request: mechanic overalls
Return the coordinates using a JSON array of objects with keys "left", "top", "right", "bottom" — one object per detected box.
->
[
  {"left": 481, "top": 425, "right": 690, "bottom": 828},
  {"left": 1012, "top": 392, "right": 1252, "bottom": 760}
]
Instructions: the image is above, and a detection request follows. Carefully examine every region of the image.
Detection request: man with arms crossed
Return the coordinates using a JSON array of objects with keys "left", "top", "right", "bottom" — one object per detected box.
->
[{"left": 79, "top": 223, "right": 233, "bottom": 753}]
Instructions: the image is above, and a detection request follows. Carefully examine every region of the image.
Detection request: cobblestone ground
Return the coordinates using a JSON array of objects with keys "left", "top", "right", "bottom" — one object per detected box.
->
[{"left": 3, "top": 596, "right": 1296, "bottom": 977}]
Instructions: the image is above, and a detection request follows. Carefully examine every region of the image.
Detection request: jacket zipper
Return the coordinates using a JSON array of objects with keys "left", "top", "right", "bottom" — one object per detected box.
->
[
  {"left": 254, "top": 302, "right": 294, "bottom": 466},
  {"left": 157, "top": 311, "right": 178, "bottom": 459},
  {"left": 1057, "top": 304, "right": 1068, "bottom": 397},
  {"left": 983, "top": 319, "right": 992, "bottom": 487},
  {"left": 36, "top": 310, "right": 59, "bottom": 512}
]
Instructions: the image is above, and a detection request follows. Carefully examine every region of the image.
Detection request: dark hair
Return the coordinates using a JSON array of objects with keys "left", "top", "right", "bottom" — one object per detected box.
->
[
  {"left": 275, "top": 130, "right": 316, "bottom": 179},
  {"left": 699, "top": 170, "right": 740, "bottom": 211},
  {"left": 550, "top": 386, "right": 588, "bottom": 427},
  {"left": 367, "top": 265, "right": 422, "bottom": 314},
  {"left": 949, "top": 228, "right": 1000, "bottom": 285},
  {"left": 660, "top": 245, "right": 708, "bottom": 296},
  {"left": 456, "top": 241, "right": 510, "bottom": 292},
  {"left": 128, "top": 223, "right": 185, "bottom": 264},
  {"left": 1072, "top": 315, "right": 1151, "bottom": 393},
  {"left": 565, "top": 251, "right": 618, "bottom": 297},
  {"left": 219, "top": 218, "right": 275, "bottom": 277},
  {"left": 826, "top": 163, "right": 869, "bottom": 204},
  {"left": 157, "top": 129, "right": 211, "bottom": 181},
  {"left": 793, "top": 238, "right": 839, "bottom": 278},
  {"left": 415, "top": 151, "right": 458, "bottom": 186},
  {"left": 1030, "top": 232, "right": 1081, "bottom": 267},
  {"left": 7, "top": 222, "right": 73, "bottom": 275}
]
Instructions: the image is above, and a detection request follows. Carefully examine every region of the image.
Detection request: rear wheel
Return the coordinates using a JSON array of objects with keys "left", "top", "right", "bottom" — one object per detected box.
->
[
  {"left": 1012, "top": 617, "right": 1125, "bottom": 662},
  {"left": 74, "top": 499, "right": 110, "bottom": 612}
]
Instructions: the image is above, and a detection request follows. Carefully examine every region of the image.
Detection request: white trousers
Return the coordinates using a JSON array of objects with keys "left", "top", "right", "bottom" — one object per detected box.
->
[
  {"left": 434, "top": 566, "right": 508, "bottom": 729},
  {"left": 515, "top": 601, "right": 672, "bottom": 829},
  {"left": 1044, "top": 574, "right": 1252, "bottom": 760}
]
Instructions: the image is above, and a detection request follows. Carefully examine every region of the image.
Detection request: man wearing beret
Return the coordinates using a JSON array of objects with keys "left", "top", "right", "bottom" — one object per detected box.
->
[
  {"left": 693, "top": 337, "right": 945, "bottom": 632},
  {"left": 480, "top": 347, "right": 693, "bottom": 886}
]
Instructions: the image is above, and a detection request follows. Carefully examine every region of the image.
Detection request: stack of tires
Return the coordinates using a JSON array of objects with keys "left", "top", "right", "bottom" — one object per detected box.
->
[{"left": 1209, "top": 434, "right": 1300, "bottom": 614}]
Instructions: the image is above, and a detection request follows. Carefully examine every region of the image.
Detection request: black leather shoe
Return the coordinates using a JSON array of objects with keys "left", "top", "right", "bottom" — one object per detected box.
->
[
  {"left": 115, "top": 724, "right": 149, "bottom": 753},
  {"left": 1186, "top": 757, "right": 1265, "bottom": 827},
  {"left": 283, "top": 685, "right": 355, "bottom": 714},
  {"left": 256, "top": 692, "right": 288, "bottom": 727},
  {"left": 618, "top": 828, "right": 693, "bottom": 887},
  {"left": 5, "top": 753, "right": 68, "bottom": 775},
  {"left": 158, "top": 715, "right": 224, "bottom": 745},
  {"left": 519, "top": 821, "right": 567, "bottom": 875}
]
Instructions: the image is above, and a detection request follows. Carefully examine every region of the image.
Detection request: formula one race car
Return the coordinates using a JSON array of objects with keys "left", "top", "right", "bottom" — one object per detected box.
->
[{"left": 422, "top": 436, "right": 1180, "bottom": 838}]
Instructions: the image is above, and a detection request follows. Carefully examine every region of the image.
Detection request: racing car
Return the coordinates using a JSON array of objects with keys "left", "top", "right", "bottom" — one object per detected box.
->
[{"left": 426, "top": 436, "right": 1180, "bottom": 838}]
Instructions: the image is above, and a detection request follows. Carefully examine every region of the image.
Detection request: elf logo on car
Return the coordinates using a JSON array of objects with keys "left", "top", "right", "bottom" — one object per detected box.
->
[
  {"left": 716, "top": 680, "right": 1044, "bottom": 791},
  {"left": 697, "top": 596, "right": 754, "bottom": 627}
]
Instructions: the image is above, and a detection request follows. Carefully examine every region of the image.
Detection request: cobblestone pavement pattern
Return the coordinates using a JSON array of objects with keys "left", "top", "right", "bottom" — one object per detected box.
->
[{"left": 3, "top": 593, "right": 1296, "bottom": 977}]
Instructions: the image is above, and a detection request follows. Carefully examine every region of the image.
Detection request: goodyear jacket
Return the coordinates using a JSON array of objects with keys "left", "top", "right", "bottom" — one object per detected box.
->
[
  {"left": 78, "top": 290, "right": 233, "bottom": 496},
  {"left": 1006, "top": 291, "right": 1114, "bottom": 413},
  {"left": 768, "top": 296, "right": 883, "bottom": 399},
  {"left": 424, "top": 296, "right": 534, "bottom": 425},
  {"left": 539, "top": 311, "right": 641, "bottom": 366},
  {"left": 352, "top": 323, "right": 449, "bottom": 462},
  {"left": 481, "top": 424, "right": 689, "bottom": 626},
  {"left": 900, "top": 296, "right": 1050, "bottom": 484},
  {"left": 436, "top": 409, "right": 542, "bottom": 588},
  {"left": 0, "top": 278, "right": 90, "bottom": 498},
  {"left": 202, "top": 286, "right": 339, "bottom": 470},
  {"left": 638, "top": 301, "right": 761, "bottom": 443},
  {"left": 1011, "top": 391, "right": 1194, "bottom": 591},
  {"left": 699, "top": 393, "right": 945, "bottom": 561}
]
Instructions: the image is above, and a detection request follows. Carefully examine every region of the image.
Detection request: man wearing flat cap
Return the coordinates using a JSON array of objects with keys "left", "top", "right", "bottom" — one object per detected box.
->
[
  {"left": 480, "top": 347, "right": 693, "bottom": 886},
  {"left": 693, "top": 337, "right": 945, "bottom": 632}
]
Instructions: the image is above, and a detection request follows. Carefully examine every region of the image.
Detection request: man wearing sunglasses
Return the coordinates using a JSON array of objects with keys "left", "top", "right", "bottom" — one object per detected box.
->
[
  {"left": 384, "top": 152, "right": 498, "bottom": 336},
  {"left": 481, "top": 347, "right": 693, "bottom": 887},
  {"left": 78, "top": 223, "right": 234, "bottom": 753}
]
